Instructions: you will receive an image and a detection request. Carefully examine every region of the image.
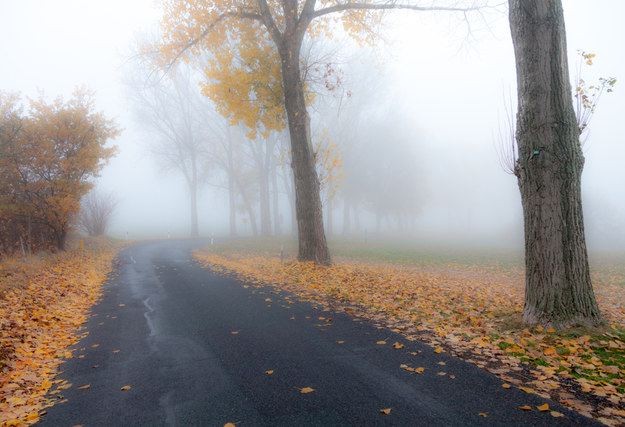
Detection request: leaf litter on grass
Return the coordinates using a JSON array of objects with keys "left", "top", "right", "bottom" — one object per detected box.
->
[{"left": 195, "top": 247, "right": 625, "bottom": 425}]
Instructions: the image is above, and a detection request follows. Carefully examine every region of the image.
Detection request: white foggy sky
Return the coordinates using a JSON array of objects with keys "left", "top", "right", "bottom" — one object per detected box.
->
[{"left": 0, "top": 1, "right": 624, "bottom": 247}]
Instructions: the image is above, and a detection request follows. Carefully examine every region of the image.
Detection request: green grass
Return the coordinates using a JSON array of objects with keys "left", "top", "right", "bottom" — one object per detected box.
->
[{"left": 207, "top": 236, "right": 525, "bottom": 269}]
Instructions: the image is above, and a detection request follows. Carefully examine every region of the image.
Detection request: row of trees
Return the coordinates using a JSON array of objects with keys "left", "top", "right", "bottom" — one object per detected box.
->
[
  {"left": 0, "top": 89, "right": 118, "bottom": 254},
  {"left": 139, "top": 0, "right": 612, "bottom": 327},
  {"left": 126, "top": 55, "right": 423, "bottom": 241}
]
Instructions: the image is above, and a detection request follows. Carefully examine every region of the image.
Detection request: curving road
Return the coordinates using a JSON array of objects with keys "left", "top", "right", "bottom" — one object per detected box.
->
[{"left": 39, "top": 239, "right": 597, "bottom": 426}]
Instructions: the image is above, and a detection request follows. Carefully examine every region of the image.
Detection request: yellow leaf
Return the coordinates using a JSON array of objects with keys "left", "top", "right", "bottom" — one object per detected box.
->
[
  {"left": 519, "top": 405, "right": 532, "bottom": 411},
  {"left": 393, "top": 342, "right": 404, "bottom": 349},
  {"left": 337, "top": 340, "right": 345, "bottom": 344},
  {"left": 376, "top": 341, "right": 386, "bottom": 345},
  {"left": 120, "top": 385, "right": 131, "bottom": 391},
  {"left": 502, "top": 383, "right": 511, "bottom": 389},
  {"left": 26, "top": 413, "right": 40, "bottom": 422},
  {"left": 434, "top": 347, "right": 442, "bottom": 354},
  {"left": 300, "top": 387, "right": 315, "bottom": 394},
  {"left": 550, "top": 411, "right": 565, "bottom": 418},
  {"left": 537, "top": 403, "right": 549, "bottom": 412},
  {"left": 380, "top": 408, "right": 391, "bottom": 414},
  {"left": 224, "top": 423, "right": 236, "bottom": 427},
  {"left": 545, "top": 328, "right": 556, "bottom": 333},
  {"left": 265, "top": 370, "right": 274, "bottom": 375},
  {"left": 231, "top": 331, "right": 239, "bottom": 335},
  {"left": 77, "top": 384, "right": 91, "bottom": 390},
  {"left": 519, "top": 386, "right": 534, "bottom": 394},
  {"left": 479, "top": 413, "right": 487, "bottom": 417}
]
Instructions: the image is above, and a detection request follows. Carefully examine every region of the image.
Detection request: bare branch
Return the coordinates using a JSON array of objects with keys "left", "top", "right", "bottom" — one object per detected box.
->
[{"left": 312, "top": 1, "right": 488, "bottom": 20}]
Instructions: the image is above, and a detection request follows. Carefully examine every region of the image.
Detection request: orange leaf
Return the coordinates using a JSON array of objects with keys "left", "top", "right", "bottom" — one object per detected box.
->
[
  {"left": 519, "top": 406, "right": 532, "bottom": 411},
  {"left": 77, "top": 384, "right": 91, "bottom": 390},
  {"left": 537, "top": 403, "right": 549, "bottom": 412},
  {"left": 300, "top": 387, "right": 315, "bottom": 394},
  {"left": 392, "top": 342, "right": 404, "bottom": 349},
  {"left": 380, "top": 408, "right": 391, "bottom": 415},
  {"left": 434, "top": 347, "right": 442, "bottom": 354},
  {"left": 120, "top": 385, "right": 131, "bottom": 391}
]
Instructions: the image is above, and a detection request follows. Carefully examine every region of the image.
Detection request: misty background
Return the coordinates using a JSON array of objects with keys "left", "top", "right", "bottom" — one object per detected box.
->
[{"left": 1, "top": 0, "right": 623, "bottom": 250}]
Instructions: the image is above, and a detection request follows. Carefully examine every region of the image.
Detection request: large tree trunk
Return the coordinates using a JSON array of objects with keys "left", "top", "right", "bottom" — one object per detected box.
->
[
  {"left": 227, "top": 132, "right": 237, "bottom": 237},
  {"left": 509, "top": 0, "right": 601, "bottom": 327},
  {"left": 259, "top": 142, "right": 272, "bottom": 236},
  {"left": 278, "top": 38, "right": 330, "bottom": 263},
  {"left": 271, "top": 146, "right": 282, "bottom": 236}
]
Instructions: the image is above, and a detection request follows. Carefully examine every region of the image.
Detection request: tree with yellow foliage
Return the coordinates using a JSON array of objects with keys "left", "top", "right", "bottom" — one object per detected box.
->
[
  {"left": 149, "top": 0, "right": 490, "bottom": 263},
  {"left": 0, "top": 89, "right": 119, "bottom": 252}
]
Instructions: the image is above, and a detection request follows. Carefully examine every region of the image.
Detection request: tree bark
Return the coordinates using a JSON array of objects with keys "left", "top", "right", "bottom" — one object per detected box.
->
[
  {"left": 270, "top": 146, "right": 282, "bottom": 235},
  {"left": 509, "top": 0, "right": 601, "bottom": 326},
  {"left": 278, "top": 36, "right": 330, "bottom": 263}
]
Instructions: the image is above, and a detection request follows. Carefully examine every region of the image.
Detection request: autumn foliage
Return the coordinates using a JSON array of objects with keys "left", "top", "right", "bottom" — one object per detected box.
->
[
  {"left": 0, "top": 89, "right": 119, "bottom": 254},
  {"left": 0, "top": 241, "right": 119, "bottom": 425}
]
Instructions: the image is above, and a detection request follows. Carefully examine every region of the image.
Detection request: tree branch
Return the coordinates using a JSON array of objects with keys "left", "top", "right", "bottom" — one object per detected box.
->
[{"left": 313, "top": 1, "right": 488, "bottom": 20}]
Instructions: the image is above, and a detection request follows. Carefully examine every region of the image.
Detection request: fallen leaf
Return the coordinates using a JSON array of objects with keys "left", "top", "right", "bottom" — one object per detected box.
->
[
  {"left": 337, "top": 340, "right": 345, "bottom": 344},
  {"left": 380, "top": 408, "right": 392, "bottom": 415},
  {"left": 479, "top": 413, "right": 487, "bottom": 417},
  {"left": 224, "top": 423, "right": 236, "bottom": 427},
  {"left": 519, "top": 406, "right": 532, "bottom": 411},
  {"left": 519, "top": 386, "right": 534, "bottom": 394},
  {"left": 550, "top": 411, "right": 565, "bottom": 418},
  {"left": 77, "top": 384, "right": 91, "bottom": 390},
  {"left": 231, "top": 331, "right": 239, "bottom": 335},
  {"left": 537, "top": 403, "right": 549, "bottom": 412},
  {"left": 120, "top": 385, "right": 131, "bottom": 391},
  {"left": 376, "top": 341, "right": 387, "bottom": 345},
  {"left": 265, "top": 370, "right": 274, "bottom": 375},
  {"left": 300, "top": 387, "right": 315, "bottom": 394},
  {"left": 502, "top": 384, "right": 511, "bottom": 389},
  {"left": 392, "top": 342, "right": 404, "bottom": 349},
  {"left": 434, "top": 347, "right": 442, "bottom": 354}
]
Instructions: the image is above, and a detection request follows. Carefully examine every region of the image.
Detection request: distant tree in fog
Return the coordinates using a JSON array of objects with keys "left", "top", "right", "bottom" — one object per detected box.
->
[
  {"left": 78, "top": 189, "right": 119, "bottom": 236},
  {"left": 125, "top": 64, "right": 213, "bottom": 237}
]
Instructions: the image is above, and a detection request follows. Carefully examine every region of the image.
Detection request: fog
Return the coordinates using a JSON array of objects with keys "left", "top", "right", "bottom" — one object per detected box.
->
[{"left": 1, "top": 1, "right": 624, "bottom": 250}]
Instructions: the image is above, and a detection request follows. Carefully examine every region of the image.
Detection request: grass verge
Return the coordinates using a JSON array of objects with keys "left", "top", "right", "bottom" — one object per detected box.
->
[
  {"left": 196, "top": 237, "right": 625, "bottom": 425},
  {"left": 0, "top": 236, "right": 124, "bottom": 426}
]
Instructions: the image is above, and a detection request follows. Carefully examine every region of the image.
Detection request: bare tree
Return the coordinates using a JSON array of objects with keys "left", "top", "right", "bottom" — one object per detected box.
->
[
  {"left": 126, "top": 63, "right": 213, "bottom": 237},
  {"left": 78, "top": 189, "right": 119, "bottom": 236}
]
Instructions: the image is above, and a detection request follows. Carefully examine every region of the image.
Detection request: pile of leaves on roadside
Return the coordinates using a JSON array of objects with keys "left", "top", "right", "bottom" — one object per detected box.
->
[
  {"left": 0, "top": 241, "right": 120, "bottom": 426},
  {"left": 195, "top": 248, "right": 625, "bottom": 426}
]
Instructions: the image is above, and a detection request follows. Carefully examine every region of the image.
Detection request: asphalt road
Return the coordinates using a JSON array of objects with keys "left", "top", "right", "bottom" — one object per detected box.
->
[{"left": 39, "top": 239, "right": 597, "bottom": 426}]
